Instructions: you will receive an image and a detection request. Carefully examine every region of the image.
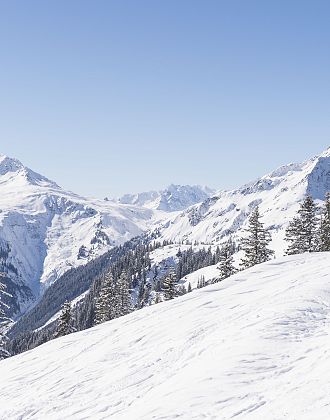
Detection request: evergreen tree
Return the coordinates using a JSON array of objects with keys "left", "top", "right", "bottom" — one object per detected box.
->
[
  {"left": 94, "top": 272, "right": 116, "bottom": 324},
  {"left": 116, "top": 271, "right": 132, "bottom": 317},
  {"left": 0, "top": 280, "right": 11, "bottom": 360},
  {"left": 54, "top": 301, "right": 76, "bottom": 338},
  {"left": 162, "top": 268, "right": 177, "bottom": 300},
  {"left": 217, "top": 240, "right": 237, "bottom": 281},
  {"left": 200, "top": 275, "right": 206, "bottom": 288},
  {"left": 197, "top": 275, "right": 206, "bottom": 288},
  {"left": 240, "top": 206, "right": 274, "bottom": 268},
  {"left": 319, "top": 192, "right": 330, "bottom": 251},
  {"left": 285, "top": 196, "right": 318, "bottom": 255}
]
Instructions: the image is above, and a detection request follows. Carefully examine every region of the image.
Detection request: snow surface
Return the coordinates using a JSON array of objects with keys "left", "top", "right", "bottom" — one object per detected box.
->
[{"left": 2, "top": 252, "right": 330, "bottom": 419}]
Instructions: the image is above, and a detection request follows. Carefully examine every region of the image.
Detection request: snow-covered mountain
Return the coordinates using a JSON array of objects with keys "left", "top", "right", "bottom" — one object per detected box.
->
[
  {"left": 0, "top": 154, "right": 164, "bottom": 317},
  {"left": 2, "top": 252, "right": 330, "bottom": 419},
  {"left": 117, "top": 184, "right": 214, "bottom": 212},
  {"left": 157, "top": 147, "right": 330, "bottom": 255},
  {"left": 3, "top": 147, "right": 330, "bottom": 318}
]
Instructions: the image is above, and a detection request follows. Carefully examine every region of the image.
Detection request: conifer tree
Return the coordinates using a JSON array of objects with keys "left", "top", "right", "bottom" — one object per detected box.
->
[
  {"left": 197, "top": 275, "right": 206, "bottom": 288},
  {"left": 94, "top": 272, "right": 116, "bottom": 324},
  {"left": 285, "top": 195, "right": 318, "bottom": 255},
  {"left": 319, "top": 192, "right": 330, "bottom": 251},
  {"left": 54, "top": 301, "right": 76, "bottom": 338},
  {"left": 240, "top": 206, "right": 274, "bottom": 268},
  {"left": 116, "top": 271, "right": 132, "bottom": 317},
  {"left": 0, "top": 280, "right": 11, "bottom": 360},
  {"left": 217, "top": 240, "right": 237, "bottom": 280},
  {"left": 200, "top": 275, "right": 206, "bottom": 287},
  {"left": 162, "top": 268, "right": 177, "bottom": 300}
]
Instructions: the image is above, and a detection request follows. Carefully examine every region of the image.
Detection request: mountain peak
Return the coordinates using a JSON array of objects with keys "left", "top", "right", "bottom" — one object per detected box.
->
[
  {"left": 306, "top": 147, "right": 330, "bottom": 200},
  {"left": 0, "top": 153, "right": 59, "bottom": 188},
  {"left": 317, "top": 146, "right": 330, "bottom": 158},
  {"left": 118, "top": 184, "right": 215, "bottom": 212},
  {"left": 0, "top": 154, "right": 25, "bottom": 176}
]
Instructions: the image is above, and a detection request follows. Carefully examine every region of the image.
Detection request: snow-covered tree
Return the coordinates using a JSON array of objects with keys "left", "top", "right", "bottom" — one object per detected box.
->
[
  {"left": 285, "top": 196, "right": 318, "bottom": 255},
  {"left": 94, "top": 272, "right": 116, "bottom": 324},
  {"left": 217, "top": 240, "right": 237, "bottom": 281},
  {"left": 0, "top": 280, "right": 11, "bottom": 360},
  {"left": 162, "top": 268, "right": 177, "bottom": 300},
  {"left": 54, "top": 301, "right": 76, "bottom": 339},
  {"left": 240, "top": 206, "right": 274, "bottom": 268},
  {"left": 319, "top": 192, "right": 330, "bottom": 251}
]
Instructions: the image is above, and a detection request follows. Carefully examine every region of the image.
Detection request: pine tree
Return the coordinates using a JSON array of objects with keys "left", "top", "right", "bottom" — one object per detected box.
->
[
  {"left": 116, "top": 271, "right": 132, "bottom": 317},
  {"left": 285, "top": 196, "right": 318, "bottom": 255},
  {"left": 319, "top": 192, "right": 330, "bottom": 251},
  {"left": 54, "top": 301, "right": 76, "bottom": 338},
  {"left": 217, "top": 240, "right": 237, "bottom": 281},
  {"left": 94, "top": 272, "right": 116, "bottom": 324},
  {"left": 200, "top": 275, "right": 206, "bottom": 288},
  {"left": 240, "top": 206, "right": 274, "bottom": 268},
  {"left": 162, "top": 268, "right": 177, "bottom": 300},
  {"left": 0, "top": 280, "right": 11, "bottom": 360}
]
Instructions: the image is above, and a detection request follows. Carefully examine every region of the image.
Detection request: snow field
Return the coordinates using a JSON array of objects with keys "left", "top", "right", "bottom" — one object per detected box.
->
[{"left": 1, "top": 253, "right": 330, "bottom": 419}]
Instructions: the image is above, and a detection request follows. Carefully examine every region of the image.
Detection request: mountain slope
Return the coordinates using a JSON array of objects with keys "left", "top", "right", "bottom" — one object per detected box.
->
[
  {"left": 117, "top": 184, "right": 214, "bottom": 211},
  {"left": 1, "top": 252, "right": 330, "bottom": 419},
  {"left": 0, "top": 154, "right": 164, "bottom": 316},
  {"left": 157, "top": 147, "right": 330, "bottom": 254}
]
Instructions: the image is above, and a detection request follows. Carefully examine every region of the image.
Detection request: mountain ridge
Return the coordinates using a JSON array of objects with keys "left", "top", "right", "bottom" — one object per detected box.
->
[
  {"left": 116, "top": 184, "right": 215, "bottom": 212},
  {"left": 156, "top": 147, "right": 330, "bottom": 253},
  {"left": 0, "top": 154, "right": 164, "bottom": 317}
]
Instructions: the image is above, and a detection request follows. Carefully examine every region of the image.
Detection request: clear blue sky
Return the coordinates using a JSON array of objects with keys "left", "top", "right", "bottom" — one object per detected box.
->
[{"left": 1, "top": 0, "right": 329, "bottom": 197}]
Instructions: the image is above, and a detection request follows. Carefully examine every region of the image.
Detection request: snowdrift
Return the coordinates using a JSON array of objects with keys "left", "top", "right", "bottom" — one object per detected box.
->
[{"left": 1, "top": 253, "right": 330, "bottom": 419}]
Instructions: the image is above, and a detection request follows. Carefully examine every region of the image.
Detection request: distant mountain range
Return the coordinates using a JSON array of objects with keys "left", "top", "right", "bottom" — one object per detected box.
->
[
  {"left": 116, "top": 184, "right": 215, "bottom": 212},
  {"left": 2, "top": 147, "right": 330, "bottom": 319},
  {"left": 0, "top": 154, "right": 212, "bottom": 317}
]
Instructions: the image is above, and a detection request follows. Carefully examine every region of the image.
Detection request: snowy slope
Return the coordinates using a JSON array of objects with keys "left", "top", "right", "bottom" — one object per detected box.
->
[
  {"left": 157, "top": 147, "right": 330, "bottom": 255},
  {"left": 1, "top": 252, "right": 330, "bottom": 419},
  {"left": 117, "top": 184, "right": 214, "bottom": 211},
  {"left": 0, "top": 154, "right": 165, "bottom": 316}
]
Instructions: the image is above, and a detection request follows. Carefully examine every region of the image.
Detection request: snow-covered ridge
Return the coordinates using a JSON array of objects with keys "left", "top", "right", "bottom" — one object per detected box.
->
[
  {"left": 2, "top": 252, "right": 330, "bottom": 419},
  {"left": 0, "top": 154, "right": 58, "bottom": 188},
  {"left": 117, "top": 184, "right": 214, "bottom": 212},
  {"left": 0, "top": 155, "right": 165, "bottom": 316},
  {"left": 157, "top": 147, "right": 330, "bottom": 254}
]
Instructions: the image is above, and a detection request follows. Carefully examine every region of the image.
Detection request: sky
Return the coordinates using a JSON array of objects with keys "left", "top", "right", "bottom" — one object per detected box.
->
[{"left": 0, "top": 0, "right": 329, "bottom": 198}]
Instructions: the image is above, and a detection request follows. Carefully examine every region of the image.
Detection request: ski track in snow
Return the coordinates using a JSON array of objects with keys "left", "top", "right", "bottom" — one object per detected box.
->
[{"left": 1, "top": 253, "right": 330, "bottom": 419}]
